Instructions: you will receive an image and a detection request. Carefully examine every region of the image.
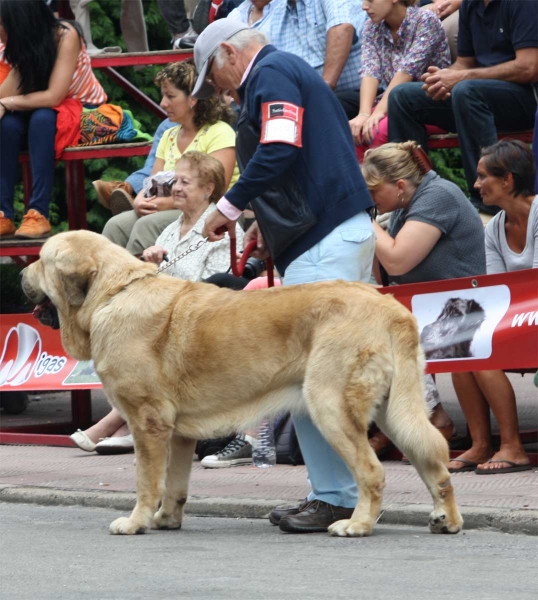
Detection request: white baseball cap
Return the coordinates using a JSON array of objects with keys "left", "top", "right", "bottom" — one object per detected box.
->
[{"left": 192, "top": 19, "right": 251, "bottom": 99}]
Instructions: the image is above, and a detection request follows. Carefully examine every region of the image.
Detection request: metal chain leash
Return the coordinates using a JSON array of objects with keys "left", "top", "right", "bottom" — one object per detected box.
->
[{"left": 156, "top": 238, "right": 208, "bottom": 274}]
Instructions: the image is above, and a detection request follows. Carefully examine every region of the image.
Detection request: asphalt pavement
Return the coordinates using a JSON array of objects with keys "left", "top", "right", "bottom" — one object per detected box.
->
[
  {"left": 0, "top": 373, "right": 537, "bottom": 536},
  {"left": 0, "top": 504, "right": 536, "bottom": 600}
]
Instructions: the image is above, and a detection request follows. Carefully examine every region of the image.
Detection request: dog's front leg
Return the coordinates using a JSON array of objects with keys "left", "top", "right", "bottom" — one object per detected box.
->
[
  {"left": 109, "top": 425, "right": 172, "bottom": 535},
  {"left": 153, "top": 435, "right": 196, "bottom": 530}
]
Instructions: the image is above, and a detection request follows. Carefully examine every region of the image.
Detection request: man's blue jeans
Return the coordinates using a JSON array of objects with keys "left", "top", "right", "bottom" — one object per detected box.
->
[
  {"left": 388, "top": 80, "right": 537, "bottom": 207},
  {"left": 281, "top": 211, "right": 375, "bottom": 508},
  {"left": 0, "top": 108, "right": 57, "bottom": 219}
]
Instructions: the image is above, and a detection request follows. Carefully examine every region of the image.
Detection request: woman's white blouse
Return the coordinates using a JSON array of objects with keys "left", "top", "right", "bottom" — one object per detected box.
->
[{"left": 155, "top": 203, "right": 244, "bottom": 282}]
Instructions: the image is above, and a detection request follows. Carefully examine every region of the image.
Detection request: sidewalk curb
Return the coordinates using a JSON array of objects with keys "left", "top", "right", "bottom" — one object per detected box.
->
[{"left": 1, "top": 484, "right": 537, "bottom": 536}]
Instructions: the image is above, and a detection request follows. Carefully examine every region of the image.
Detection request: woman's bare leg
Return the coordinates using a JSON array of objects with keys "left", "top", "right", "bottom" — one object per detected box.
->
[
  {"left": 473, "top": 370, "right": 529, "bottom": 470},
  {"left": 83, "top": 408, "right": 127, "bottom": 443},
  {"left": 449, "top": 372, "right": 493, "bottom": 469}
]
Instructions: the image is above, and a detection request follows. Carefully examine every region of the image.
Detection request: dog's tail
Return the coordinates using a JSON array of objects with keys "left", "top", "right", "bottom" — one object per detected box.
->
[{"left": 377, "top": 312, "right": 449, "bottom": 465}]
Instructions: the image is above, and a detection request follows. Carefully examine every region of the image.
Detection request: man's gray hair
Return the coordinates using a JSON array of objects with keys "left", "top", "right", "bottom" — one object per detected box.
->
[{"left": 215, "top": 29, "right": 269, "bottom": 68}]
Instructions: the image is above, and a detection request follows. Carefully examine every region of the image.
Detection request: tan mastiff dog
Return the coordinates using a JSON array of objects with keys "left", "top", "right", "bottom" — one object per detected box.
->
[{"left": 21, "top": 231, "right": 463, "bottom": 537}]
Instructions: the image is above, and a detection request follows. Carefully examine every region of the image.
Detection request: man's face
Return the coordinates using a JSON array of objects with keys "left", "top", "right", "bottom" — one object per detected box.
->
[{"left": 207, "top": 44, "right": 243, "bottom": 97}]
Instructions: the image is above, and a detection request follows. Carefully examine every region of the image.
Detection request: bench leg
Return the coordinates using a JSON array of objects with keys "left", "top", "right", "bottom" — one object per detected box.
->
[
  {"left": 71, "top": 389, "right": 93, "bottom": 430},
  {"left": 65, "top": 160, "right": 87, "bottom": 230}
]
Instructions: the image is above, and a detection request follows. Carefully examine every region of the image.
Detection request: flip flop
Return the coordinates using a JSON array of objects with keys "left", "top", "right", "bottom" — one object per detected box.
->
[
  {"left": 448, "top": 458, "right": 479, "bottom": 473},
  {"left": 475, "top": 459, "right": 533, "bottom": 475}
]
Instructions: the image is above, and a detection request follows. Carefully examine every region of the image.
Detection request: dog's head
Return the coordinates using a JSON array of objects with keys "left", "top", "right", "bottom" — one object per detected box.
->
[
  {"left": 436, "top": 298, "right": 486, "bottom": 333},
  {"left": 421, "top": 297, "right": 487, "bottom": 359},
  {"left": 21, "top": 231, "right": 156, "bottom": 359}
]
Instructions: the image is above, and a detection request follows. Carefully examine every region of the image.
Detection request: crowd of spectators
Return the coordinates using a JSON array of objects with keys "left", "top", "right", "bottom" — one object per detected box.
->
[{"left": 0, "top": 1, "right": 536, "bottom": 481}]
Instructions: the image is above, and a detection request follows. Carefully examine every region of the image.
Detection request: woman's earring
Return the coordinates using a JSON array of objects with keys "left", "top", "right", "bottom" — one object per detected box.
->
[{"left": 397, "top": 192, "right": 403, "bottom": 203}]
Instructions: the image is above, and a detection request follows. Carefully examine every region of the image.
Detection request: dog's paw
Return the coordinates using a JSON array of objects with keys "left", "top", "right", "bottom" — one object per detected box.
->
[
  {"left": 328, "top": 518, "right": 373, "bottom": 538},
  {"left": 152, "top": 507, "right": 183, "bottom": 530},
  {"left": 428, "top": 509, "right": 463, "bottom": 534},
  {"left": 109, "top": 517, "right": 147, "bottom": 535}
]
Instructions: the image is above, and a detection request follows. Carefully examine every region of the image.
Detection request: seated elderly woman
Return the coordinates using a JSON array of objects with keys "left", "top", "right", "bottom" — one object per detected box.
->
[
  {"left": 361, "top": 140, "right": 486, "bottom": 458},
  {"left": 70, "top": 151, "right": 244, "bottom": 454},
  {"left": 449, "top": 140, "right": 535, "bottom": 474}
]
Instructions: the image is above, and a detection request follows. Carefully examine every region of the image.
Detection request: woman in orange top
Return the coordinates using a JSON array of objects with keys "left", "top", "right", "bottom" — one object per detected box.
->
[{"left": 0, "top": 0, "right": 106, "bottom": 239}]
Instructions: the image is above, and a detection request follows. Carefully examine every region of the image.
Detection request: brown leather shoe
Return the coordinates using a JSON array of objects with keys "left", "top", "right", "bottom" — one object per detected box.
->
[
  {"left": 278, "top": 500, "right": 354, "bottom": 533},
  {"left": 0, "top": 211, "right": 16, "bottom": 238},
  {"left": 269, "top": 498, "right": 308, "bottom": 525},
  {"left": 92, "top": 180, "right": 134, "bottom": 212},
  {"left": 14, "top": 209, "right": 51, "bottom": 239}
]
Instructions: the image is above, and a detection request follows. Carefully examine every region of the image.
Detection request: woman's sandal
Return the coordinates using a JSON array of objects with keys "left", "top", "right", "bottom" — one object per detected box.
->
[
  {"left": 447, "top": 458, "right": 479, "bottom": 473},
  {"left": 475, "top": 459, "right": 533, "bottom": 475}
]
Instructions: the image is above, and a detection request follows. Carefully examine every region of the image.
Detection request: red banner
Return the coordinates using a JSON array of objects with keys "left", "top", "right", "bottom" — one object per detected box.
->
[
  {"left": 1, "top": 269, "right": 537, "bottom": 391},
  {"left": 380, "top": 268, "right": 538, "bottom": 374}
]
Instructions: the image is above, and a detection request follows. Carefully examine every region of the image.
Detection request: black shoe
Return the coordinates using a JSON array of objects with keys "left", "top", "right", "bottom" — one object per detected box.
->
[
  {"left": 278, "top": 500, "right": 354, "bottom": 533},
  {"left": 269, "top": 498, "right": 308, "bottom": 525}
]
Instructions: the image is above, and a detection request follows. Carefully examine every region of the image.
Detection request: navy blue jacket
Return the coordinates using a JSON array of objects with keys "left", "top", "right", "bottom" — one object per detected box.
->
[{"left": 225, "top": 45, "right": 373, "bottom": 274}]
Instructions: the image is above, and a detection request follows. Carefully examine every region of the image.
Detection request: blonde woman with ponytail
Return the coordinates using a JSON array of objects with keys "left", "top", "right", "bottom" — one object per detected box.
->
[{"left": 362, "top": 141, "right": 486, "bottom": 457}]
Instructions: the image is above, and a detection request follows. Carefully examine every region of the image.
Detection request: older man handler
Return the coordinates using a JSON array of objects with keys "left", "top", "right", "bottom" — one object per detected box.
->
[{"left": 194, "top": 20, "right": 375, "bottom": 534}]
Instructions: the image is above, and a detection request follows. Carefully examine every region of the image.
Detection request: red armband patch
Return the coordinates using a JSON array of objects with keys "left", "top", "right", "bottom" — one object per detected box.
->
[{"left": 260, "top": 101, "right": 304, "bottom": 147}]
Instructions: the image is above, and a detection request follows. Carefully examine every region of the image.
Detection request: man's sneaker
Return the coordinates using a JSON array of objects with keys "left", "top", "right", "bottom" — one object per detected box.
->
[
  {"left": 0, "top": 211, "right": 16, "bottom": 238},
  {"left": 172, "top": 26, "right": 198, "bottom": 49},
  {"left": 15, "top": 209, "right": 51, "bottom": 239},
  {"left": 92, "top": 180, "right": 134, "bottom": 213},
  {"left": 200, "top": 434, "right": 252, "bottom": 468}
]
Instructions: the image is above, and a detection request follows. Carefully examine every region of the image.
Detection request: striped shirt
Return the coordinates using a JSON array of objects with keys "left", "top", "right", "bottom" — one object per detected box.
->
[
  {"left": 0, "top": 37, "right": 106, "bottom": 106},
  {"left": 267, "top": 0, "right": 366, "bottom": 93},
  {"left": 67, "top": 40, "right": 107, "bottom": 106}
]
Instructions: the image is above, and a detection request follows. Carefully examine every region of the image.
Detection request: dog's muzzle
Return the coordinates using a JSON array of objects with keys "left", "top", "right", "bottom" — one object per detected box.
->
[{"left": 32, "top": 299, "right": 60, "bottom": 330}]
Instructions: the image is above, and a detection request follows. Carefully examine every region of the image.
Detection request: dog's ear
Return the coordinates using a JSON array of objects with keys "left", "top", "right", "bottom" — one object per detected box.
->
[
  {"left": 56, "top": 251, "right": 97, "bottom": 307},
  {"left": 466, "top": 299, "right": 485, "bottom": 315}
]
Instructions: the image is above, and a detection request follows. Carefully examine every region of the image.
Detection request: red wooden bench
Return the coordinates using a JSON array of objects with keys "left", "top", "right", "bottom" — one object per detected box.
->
[
  {"left": 428, "top": 129, "right": 534, "bottom": 149},
  {"left": 0, "top": 142, "right": 153, "bottom": 261}
]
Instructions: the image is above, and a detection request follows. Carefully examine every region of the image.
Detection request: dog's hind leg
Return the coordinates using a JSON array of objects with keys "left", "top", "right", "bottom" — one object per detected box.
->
[
  {"left": 109, "top": 405, "right": 174, "bottom": 535},
  {"left": 153, "top": 435, "right": 196, "bottom": 530},
  {"left": 375, "top": 339, "right": 463, "bottom": 534},
  {"left": 378, "top": 406, "right": 463, "bottom": 534}
]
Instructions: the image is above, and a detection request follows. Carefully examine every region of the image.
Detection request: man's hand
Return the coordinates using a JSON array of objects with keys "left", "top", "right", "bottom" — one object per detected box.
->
[
  {"left": 133, "top": 194, "right": 158, "bottom": 217},
  {"left": 202, "top": 209, "right": 236, "bottom": 241},
  {"left": 243, "top": 221, "right": 269, "bottom": 260},
  {"left": 421, "top": 66, "right": 464, "bottom": 101},
  {"left": 142, "top": 245, "right": 168, "bottom": 264},
  {"left": 436, "top": 0, "right": 462, "bottom": 19}
]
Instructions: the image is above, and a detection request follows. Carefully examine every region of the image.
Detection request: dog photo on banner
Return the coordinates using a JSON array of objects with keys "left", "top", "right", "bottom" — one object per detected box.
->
[{"left": 412, "top": 285, "right": 511, "bottom": 361}]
